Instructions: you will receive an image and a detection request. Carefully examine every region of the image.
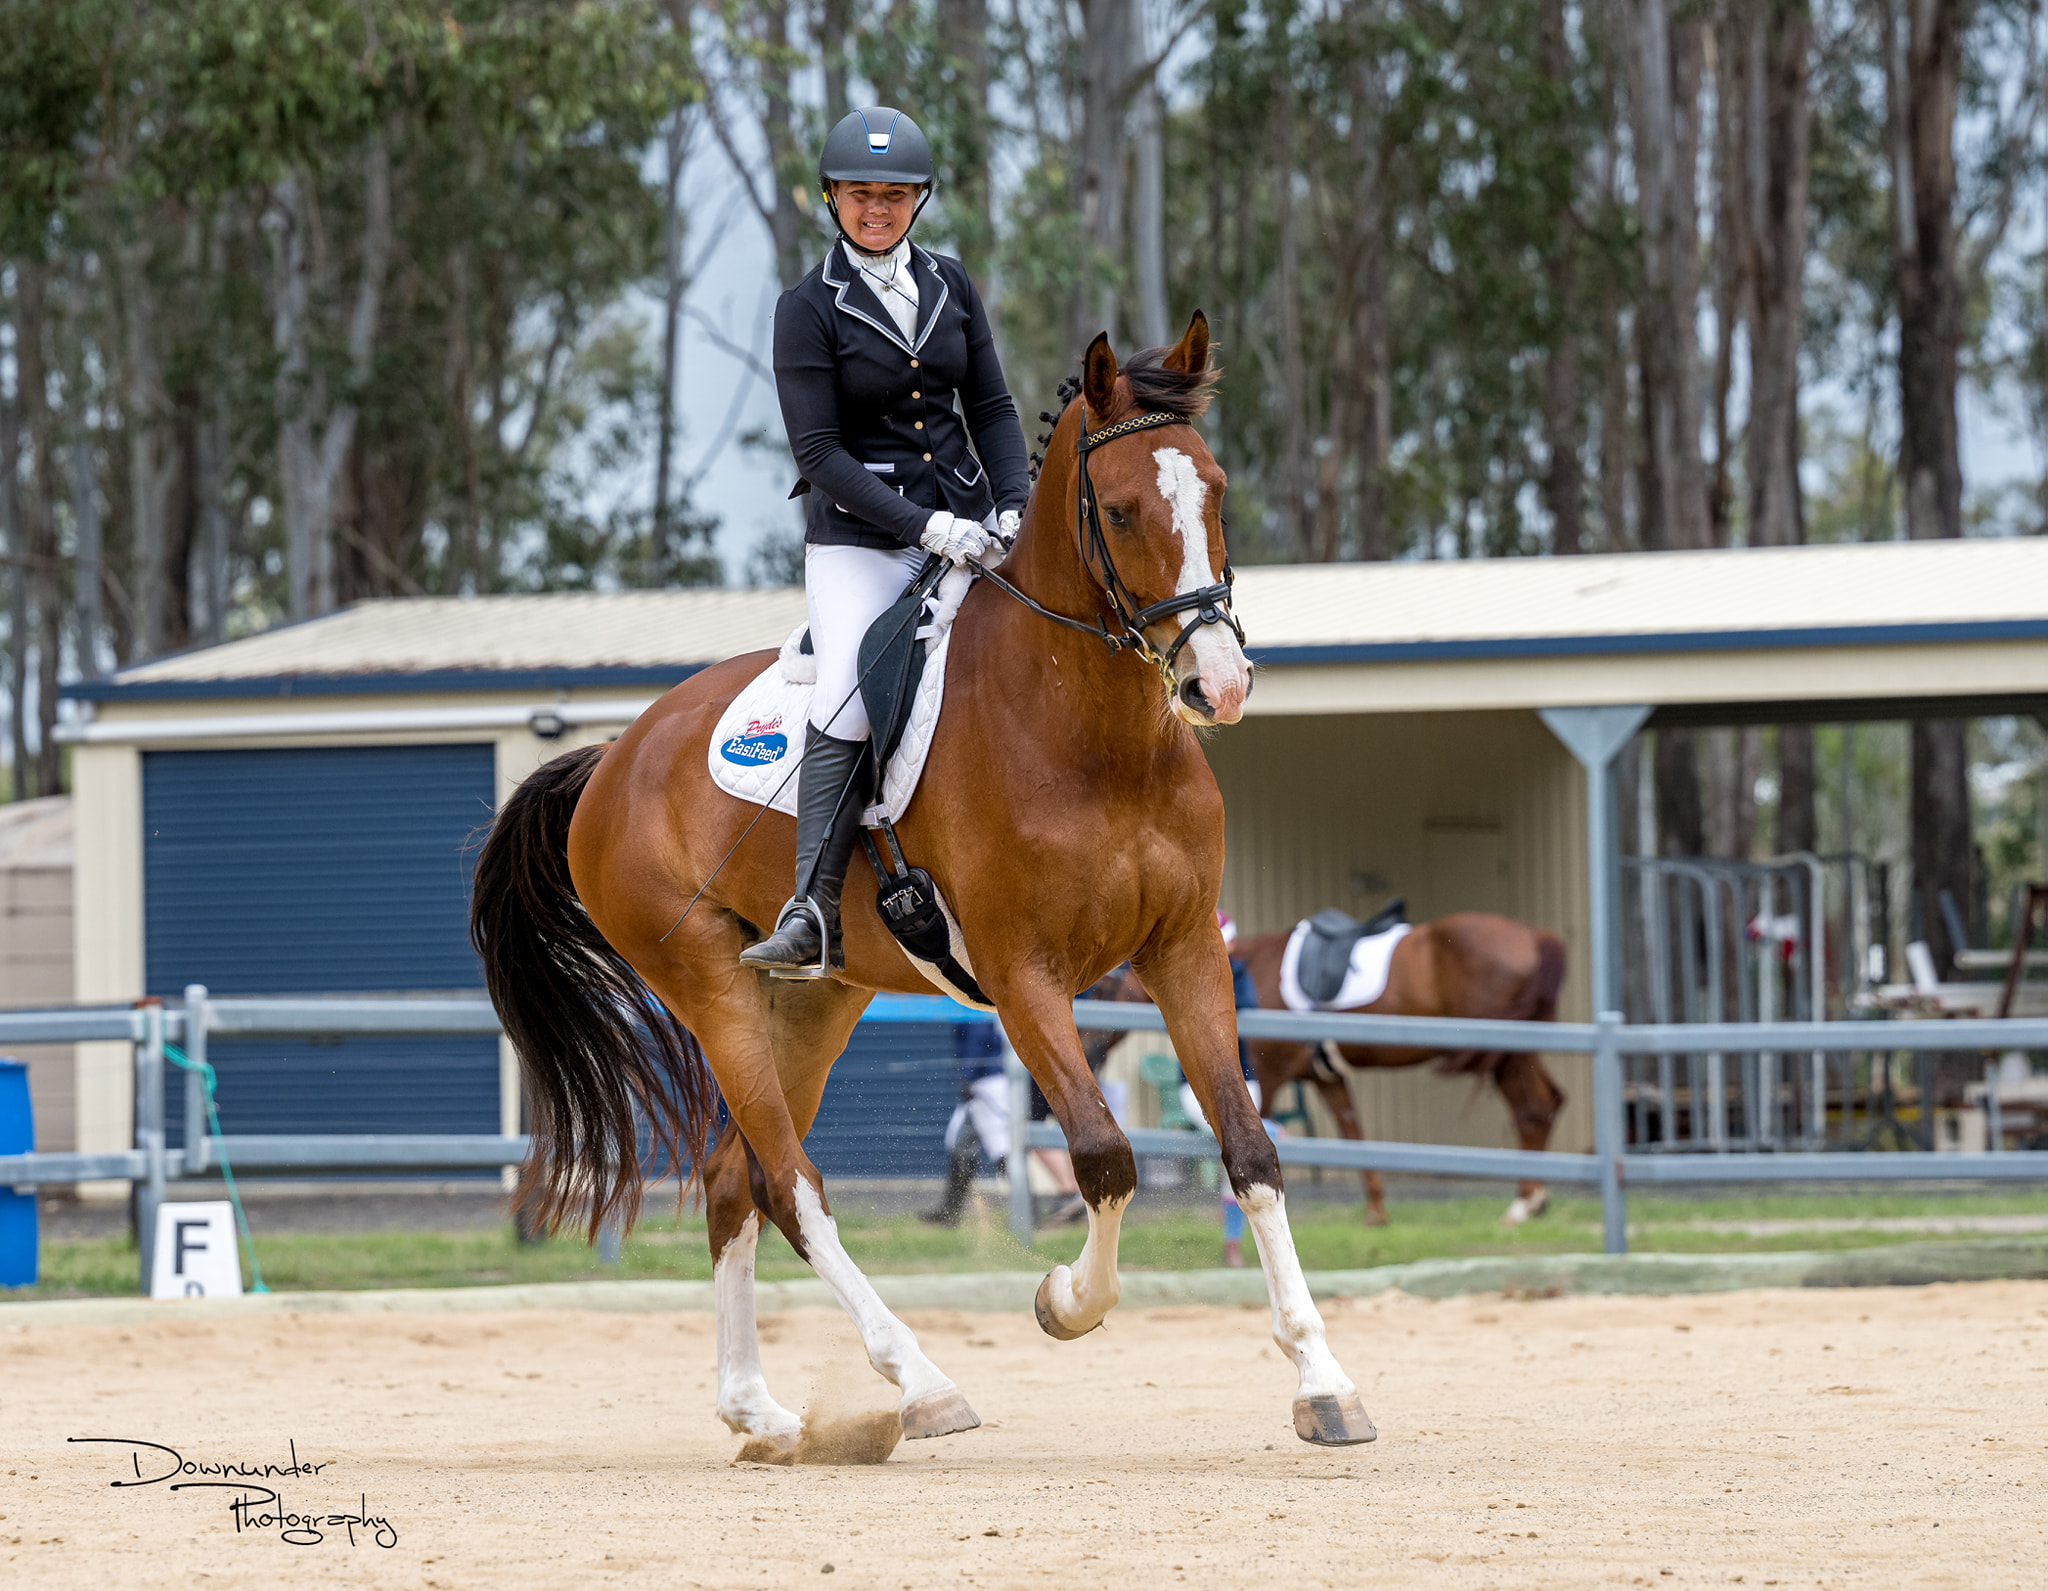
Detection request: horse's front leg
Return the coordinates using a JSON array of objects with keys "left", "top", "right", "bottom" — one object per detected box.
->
[
  {"left": 993, "top": 982, "right": 1135, "bottom": 1339},
  {"left": 1140, "top": 932, "right": 1377, "bottom": 1447}
]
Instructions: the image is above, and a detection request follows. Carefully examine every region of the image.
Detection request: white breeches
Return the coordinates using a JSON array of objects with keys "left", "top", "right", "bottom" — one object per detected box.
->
[
  {"left": 943, "top": 1074, "right": 1010, "bottom": 1163},
  {"left": 805, "top": 541, "right": 926, "bottom": 739}
]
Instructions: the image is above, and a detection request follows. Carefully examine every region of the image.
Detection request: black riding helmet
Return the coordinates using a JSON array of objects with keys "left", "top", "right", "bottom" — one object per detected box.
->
[{"left": 819, "top": 108, "right": 934, "bottom": 253}]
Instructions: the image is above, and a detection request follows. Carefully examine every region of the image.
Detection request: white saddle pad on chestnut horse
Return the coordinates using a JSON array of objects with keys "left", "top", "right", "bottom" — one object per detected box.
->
[
  {"left": 707, "top": 563, "right": 971, "bottom": 825},
  {"left": 1278, "top": 919, "right": 1413, "bottom": 1013}
]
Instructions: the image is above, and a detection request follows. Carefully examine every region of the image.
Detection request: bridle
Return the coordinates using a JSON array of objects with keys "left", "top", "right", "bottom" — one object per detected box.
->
[{"left": 970, "top": 407, "right": 1245, "bottom": 692}]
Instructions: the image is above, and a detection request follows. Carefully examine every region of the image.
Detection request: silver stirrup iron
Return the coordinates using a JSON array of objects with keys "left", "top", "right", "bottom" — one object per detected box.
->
[{"left": 765, "top": 897, "right": 833, "bottom": 981}]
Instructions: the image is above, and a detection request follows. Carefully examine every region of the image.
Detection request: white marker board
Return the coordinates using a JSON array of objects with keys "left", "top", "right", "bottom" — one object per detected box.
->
[{"left": 151, "top": 1202, "right": 244, "bottom": 1299}]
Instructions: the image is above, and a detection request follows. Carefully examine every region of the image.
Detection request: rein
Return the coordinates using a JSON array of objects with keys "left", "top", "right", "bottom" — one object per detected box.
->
[{"left": 971, "top": 407, "right": 1244, "bottom": 692}]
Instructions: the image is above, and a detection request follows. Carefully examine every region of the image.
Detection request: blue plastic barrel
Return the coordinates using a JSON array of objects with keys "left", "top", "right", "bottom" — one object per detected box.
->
[{"left": 0, "top": 1058, "right": 34, "bottom": 1287}]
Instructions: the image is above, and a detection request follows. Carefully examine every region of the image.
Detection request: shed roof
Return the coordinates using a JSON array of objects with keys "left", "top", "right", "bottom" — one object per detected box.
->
[{"left": 64, "top": 537, "right": 2048, "bottom": 719}]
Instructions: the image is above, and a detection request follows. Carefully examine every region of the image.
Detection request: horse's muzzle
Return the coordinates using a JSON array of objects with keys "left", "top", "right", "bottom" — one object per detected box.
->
[{"left": 1178, "top": 668, "right": 1250, "bottom": 725}]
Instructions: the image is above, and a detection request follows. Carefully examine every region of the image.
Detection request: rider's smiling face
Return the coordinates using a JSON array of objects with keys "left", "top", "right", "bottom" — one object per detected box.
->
[{"left": 833, "top": 181, "right": 919, "bottom": 253}]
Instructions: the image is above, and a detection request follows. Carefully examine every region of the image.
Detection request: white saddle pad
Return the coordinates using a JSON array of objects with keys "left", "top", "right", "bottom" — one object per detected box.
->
[
  {"left": 1278, "top": 920, "right": 1413, "bottom": 1013},
  {"left": 708, "top": 564, "right": 971, "bottom": 825}
]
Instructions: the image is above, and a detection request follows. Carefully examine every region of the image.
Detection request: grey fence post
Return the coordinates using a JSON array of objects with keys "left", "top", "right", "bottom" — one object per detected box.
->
[
  {"left": 1593, "top": 1009, "right": 1627, "bottom": 1255},
  {"left": 183, "top": 984, "right": 210, "bottom": 1175},
  {"left": 136, "top": 1002, "right": 168, "bottom": 1293},
  {"left": 597, "top": 1216, "right": 624, "bottom": 1264},
  {"left": 1004, "top": 1027, "right": 1033, "bottom": 1245}
]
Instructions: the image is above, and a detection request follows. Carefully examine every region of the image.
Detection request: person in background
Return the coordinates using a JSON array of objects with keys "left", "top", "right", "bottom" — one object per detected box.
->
[{"left": 922, "top": 1016, "right": 1007, "bottom": 1224}]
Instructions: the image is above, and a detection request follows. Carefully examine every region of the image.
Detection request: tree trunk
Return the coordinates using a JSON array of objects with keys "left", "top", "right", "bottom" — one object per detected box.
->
[
  {"left": 1350, "top": 41, "right": 1391, "bottom": 561},
  {"left": 1889, "top": 0, "right": 1965, "bottom": 546},
  {"left": 1073, "top": 0, "right": 1134, "bottom": 350},
  {"left": 0, "top": 365, "right": 28, "bottom": 798},
  {"left": 1274, "top": 67, "right": 1314, "bottom": 559},
  {"left": 1655, "top": 729, "right": 1706, "bottom": 858},
  {"left": 268, "top": 135, "right": 393, "bottom": 621},
  {"left": 937, "top": 0, "right": 996, "bottom": 286},
  {"left": 1629, "top": 0, "right": 1711, "bottom": 553},
  {"left": 69, "top": 427, "right": 102, "bottom": 679},
  {"left": 120, "top": 242, "right": 180, "bottom": 658},
  {"left": 1539, "top": 0, "right": 1585, "bottom": 555},
  {"left": 759, "top": 0, "right": 809, "bottom": 290},
  {"left": 650, "top": 108, "right": 687, "bottom": 585},
  {"left": 1888, "top": 0, "right": 1970, "bottom": 973},
  {"left": 820, "top": 0, "right": 853, "bottom": 125},
  {"left": 1706, "top": 10, "right": 1749, "bottom": 548},
  {"left": 1132, "top": 59, "right": 1169, "bottom": 348},
  {"left": 1746, "top": 0, "right": 1810, "bottom": 550},
  {"left": 1777, "top": 725, "right": 1816, "bottom": 853}
]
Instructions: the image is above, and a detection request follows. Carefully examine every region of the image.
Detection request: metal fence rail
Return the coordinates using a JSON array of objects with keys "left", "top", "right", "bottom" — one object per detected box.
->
[
  {"left": 1011, "top": 1002, "right": 2048, "bottom": 1251},
  {"left": 4, "top": 987, "right": 2048, "bottom": 1293}
]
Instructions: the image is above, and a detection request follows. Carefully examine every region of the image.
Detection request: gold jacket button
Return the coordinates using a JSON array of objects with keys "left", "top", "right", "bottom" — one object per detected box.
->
[
  {"left": 910, "top": 358, "right": 919, "bottom": 368},
  {"left": 914, "top": 420, "right": 924, "bottom": 429},
  {"left": 923, "top": 453, "right": 932, "bottom": 462},
  {"left": 912, "top": 391, "right": 921, "bottom": 399}
]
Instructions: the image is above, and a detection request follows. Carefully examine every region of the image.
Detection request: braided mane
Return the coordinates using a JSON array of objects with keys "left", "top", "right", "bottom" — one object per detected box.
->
[{"left": 1028, "top": 345, "right": 1222, "bottom": 481}]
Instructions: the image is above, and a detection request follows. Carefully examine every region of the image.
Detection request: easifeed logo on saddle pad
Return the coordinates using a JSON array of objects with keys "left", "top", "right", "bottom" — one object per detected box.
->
[{"left": 720, "top": 715, "right": 790, "bottom": 766}]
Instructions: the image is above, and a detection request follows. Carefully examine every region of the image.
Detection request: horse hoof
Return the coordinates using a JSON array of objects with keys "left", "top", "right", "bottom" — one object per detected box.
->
[
  {"left": 1292, "top": 1391, "right": 1378, "bottom": 1446},
  {"left": 1034, "top": 1271, "right": 1094, "bottom": 1341},
  {"left": 899, "top": 1386, "right": 981, "bottom": 1440},
  {"left": 1362, "top": 1207, "right": 1390, "bottom": 1228},
  {"left": 1503, "top": 1190, "right": 1550, "bottom": 1226}
]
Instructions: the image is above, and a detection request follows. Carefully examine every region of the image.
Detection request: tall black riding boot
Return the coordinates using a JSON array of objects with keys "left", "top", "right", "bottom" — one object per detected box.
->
[
  {"left": 920, "top": 1142, "right": 980, "bottom": 1226},
  {"left": 738, "top": 726, "right": 869, "bottom": 975}
]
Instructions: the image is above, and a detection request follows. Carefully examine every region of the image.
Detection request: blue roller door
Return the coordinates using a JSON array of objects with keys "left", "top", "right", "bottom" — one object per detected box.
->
[{"left": 143, "top": 744, "right": 499, "bottom": 1146}]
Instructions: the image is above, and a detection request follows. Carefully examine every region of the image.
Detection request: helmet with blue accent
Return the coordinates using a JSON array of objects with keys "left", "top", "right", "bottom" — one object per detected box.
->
[{"left": 818, "top": 107, "right": 935, "bottom": 196}]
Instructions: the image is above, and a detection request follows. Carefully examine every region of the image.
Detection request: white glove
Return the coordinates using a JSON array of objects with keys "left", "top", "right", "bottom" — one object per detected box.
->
[
  {"left": 921, "top": 509, "right": 996, "bottom": 566},
  {"left": 983, "top": 508, "right": 1022, "bottom": 549}
]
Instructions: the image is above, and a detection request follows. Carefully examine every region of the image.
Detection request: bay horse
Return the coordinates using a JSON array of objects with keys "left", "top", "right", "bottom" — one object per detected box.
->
[
  {"left": 1102, "top": 913, "right": 1568, "bottom": 1225},
  {"left": 469, "top": 313, "right": 1376, "bottom": 1454}
]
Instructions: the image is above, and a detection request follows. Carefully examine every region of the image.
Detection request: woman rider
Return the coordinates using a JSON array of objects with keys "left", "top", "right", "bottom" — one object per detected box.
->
[{"left": 740, "top": 108, "right": 1031, "bottom": 975}]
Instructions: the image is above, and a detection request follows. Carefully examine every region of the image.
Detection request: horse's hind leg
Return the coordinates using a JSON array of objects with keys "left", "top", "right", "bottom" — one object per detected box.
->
[
  {"left": 1496, "top": 1050, "right": 1566, "bottom": 1224},
  {"left": 1142, "top": 932, "right": 1375, "bottom": 1447},
  {"left": 705, "top": 1128, "right": 802, "bottom": 1450},
  {"left": 658, "top": 945, "right": 978, "bottom": 1441},
  {"left": 1308, "top": 1070, "right": 1388, "bottom": 1226}
]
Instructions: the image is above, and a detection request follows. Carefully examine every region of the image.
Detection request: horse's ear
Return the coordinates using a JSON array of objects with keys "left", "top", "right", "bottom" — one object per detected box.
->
[
  {"left": 1164, "top": 309, "right": 1210, "bottom": 375},
  {"left": 1082, "top": 332, "right": 1119, "bottom": 421}
]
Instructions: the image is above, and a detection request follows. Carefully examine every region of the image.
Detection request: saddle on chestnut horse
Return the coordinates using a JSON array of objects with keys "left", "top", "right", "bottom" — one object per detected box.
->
[{"left": 1284, "top": 899, "right": 1411, "bottom": 1010}]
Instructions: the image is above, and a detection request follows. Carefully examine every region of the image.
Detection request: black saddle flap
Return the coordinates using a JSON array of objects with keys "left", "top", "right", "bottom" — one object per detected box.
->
[
  {"left": 1300, "top": 900, "right": 1408, "bottom": 1006},
  {"left": 857, "top": 591, "right": 928, "bottom": 769},
  {"left": 1299, "top": 909, "right": 1366, "bottom": 1005}
]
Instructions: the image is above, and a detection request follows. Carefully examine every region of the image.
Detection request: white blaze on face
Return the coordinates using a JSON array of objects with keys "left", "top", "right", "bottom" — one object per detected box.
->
[{"left": 1153, "top": 446, "right": 1250, "bottom": 722}]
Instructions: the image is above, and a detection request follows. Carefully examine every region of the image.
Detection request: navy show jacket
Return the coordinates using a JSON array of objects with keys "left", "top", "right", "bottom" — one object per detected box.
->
[{"left": 774, "top": 242, "right": 1031, "bottom": 550}]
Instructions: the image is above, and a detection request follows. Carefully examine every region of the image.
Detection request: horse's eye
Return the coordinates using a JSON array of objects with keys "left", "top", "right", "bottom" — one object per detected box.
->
[{"left": 1104, "top": 506, "right": 1129, "bottom": 529}]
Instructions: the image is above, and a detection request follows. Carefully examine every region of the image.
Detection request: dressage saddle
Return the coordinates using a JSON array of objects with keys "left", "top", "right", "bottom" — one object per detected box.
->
[{"left": 1296, "top": 898, "right": 1409, "bottom": 1006}]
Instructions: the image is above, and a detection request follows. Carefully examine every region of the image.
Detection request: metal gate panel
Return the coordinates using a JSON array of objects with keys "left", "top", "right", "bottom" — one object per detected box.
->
[{"left": 143, "top": 745, "right": 499, "bottom": 1145}]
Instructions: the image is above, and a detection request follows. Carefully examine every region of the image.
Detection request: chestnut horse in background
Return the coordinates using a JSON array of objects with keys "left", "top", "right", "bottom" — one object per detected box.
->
[
  {"left": 1105, "top": 912, "right": 1568, "bottom": 1225},
  {"left": 470, "top": 314, "right": 1378, "bottom": 1455}
]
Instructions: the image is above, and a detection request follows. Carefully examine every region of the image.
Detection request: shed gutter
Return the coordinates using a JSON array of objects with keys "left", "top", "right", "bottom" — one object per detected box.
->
[{"left": 55, "top": 699, "right": 656, "bottom": 746}]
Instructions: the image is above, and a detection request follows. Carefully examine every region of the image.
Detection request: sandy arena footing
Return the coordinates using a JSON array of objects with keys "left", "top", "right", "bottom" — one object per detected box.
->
[{"left": 4, "top": 1279, "right": 2044, "bottom": 1588}]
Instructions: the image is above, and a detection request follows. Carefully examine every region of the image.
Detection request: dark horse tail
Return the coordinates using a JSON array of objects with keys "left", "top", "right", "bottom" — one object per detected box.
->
[{"left": 469, "top": 743, "right": 717, "bottom": 1239}]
